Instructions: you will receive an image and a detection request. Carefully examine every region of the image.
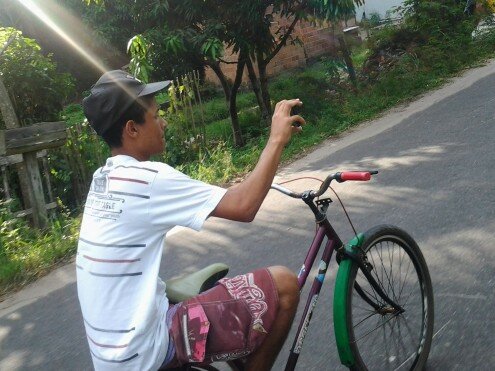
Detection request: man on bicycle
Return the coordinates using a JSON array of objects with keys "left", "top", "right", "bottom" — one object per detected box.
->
[{"left": 78, "top": 70, "right": 304, "bottom": 370}]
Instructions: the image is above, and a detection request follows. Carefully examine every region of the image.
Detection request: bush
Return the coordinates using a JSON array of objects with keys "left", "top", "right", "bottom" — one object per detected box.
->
[
  {"left": 52, "top": 106, "right": 110, "bottom": 211},
  {"left": 362, "top": 0, "right": 487, "bottom": 82},
  {"left": 0, "top": 27, "right": 75, "bottom": 127},
  {"left": 0, "top": 199, "right": 80, "bottom": 295}
]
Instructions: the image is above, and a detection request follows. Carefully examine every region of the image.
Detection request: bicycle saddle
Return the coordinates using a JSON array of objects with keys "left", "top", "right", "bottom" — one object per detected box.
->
[{"left": 165, "top": 263, "right": 229, "bottom": 304}]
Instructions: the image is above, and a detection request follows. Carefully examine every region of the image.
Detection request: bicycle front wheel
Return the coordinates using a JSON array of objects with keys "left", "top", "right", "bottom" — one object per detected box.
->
[{"left": 344, "top": 225, "right": 434, "bottom": 371}]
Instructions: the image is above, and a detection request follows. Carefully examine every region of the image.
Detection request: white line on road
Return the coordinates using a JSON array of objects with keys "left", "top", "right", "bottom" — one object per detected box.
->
[
  {"left": 436, "top": 293, "right": 487, "bottom": 300},
  {"left": 433, "top": 318, "right": 453, "bottom": 339}
]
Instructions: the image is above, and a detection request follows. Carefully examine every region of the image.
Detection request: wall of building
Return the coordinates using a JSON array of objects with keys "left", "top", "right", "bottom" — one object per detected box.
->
[{"left": 205, "top": 17, "right": 355, "bottom": 85}]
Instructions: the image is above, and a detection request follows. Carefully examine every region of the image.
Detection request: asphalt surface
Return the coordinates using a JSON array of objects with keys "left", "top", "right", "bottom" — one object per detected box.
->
[{"left": 1, "top": 60, "right": 494, "bottom": 371}]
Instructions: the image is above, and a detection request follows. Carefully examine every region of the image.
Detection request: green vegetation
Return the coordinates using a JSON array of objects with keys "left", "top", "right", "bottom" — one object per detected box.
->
[
  {"left": 1, "top": 0, "right": 495, "bottom": 296},
  {"left": 0, "top": 27, "right": 74, "bottom": 127},
  {"left": 0, "top": 201, "right": 80, "bottom": 298}
]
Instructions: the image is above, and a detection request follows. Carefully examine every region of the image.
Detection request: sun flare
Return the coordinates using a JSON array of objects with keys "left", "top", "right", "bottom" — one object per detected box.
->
[{"left": 14, "top": 0, "right": 108, "bottom": 73}]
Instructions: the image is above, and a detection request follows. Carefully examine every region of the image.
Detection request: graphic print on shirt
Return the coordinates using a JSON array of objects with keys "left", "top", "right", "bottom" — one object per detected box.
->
[{"left": 85, "top": 173, "right": 125, "bottom": 221}]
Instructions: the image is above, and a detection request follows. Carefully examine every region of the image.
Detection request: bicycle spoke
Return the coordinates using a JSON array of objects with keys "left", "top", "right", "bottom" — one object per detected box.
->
[
  {"left": 353, "top": 303, "right": 378, "bottom": 313},
  {"left": 383, "top": 242, "right": 398, "bottom": 301},
  {"left": 354, "top": 311, "right": 381, "bottom": 328},
  {"left": 375, "top": 243, "right": 397, "bottom": 302},
  {"left": 400, "top": 285, "right": 420, "bottom": 308},
  {"left": 394, "top": 316, "right": 413, "bottom": 366},
  {"left": 385, "top": 318, "right": 401, "bottom": 366},
  {"left": 389, "top": 316, "right": 412, "bottom": 368},
  {"left": 352, "top": 313, "right": 400, "bottom": 343},
  {"left": 388, "top": 241, "right": 396, "bottom": 300},
  {"left": 367, "top": 244, "right": 394, "bottom": 303},
  {"left": 394, "top": 351, "right": 418, "bottom": 371},
  {"left": 348, "top": 229, "right": 432, "bottom": 371},
  {"left": 355, "top": 280, "right": 382, "bottom": 306},
  {"left": 391, "top": 245, "right": 405, "bottom": 302},
  {"left": 400, "top": 312, "right": 421, "bottom": 349},
  {"left": 383, "top": 315, "right": 391, "bottom": 370},
  {"left": 393, "top": 245, "right": 405, "bottom": 301},
  {"left": 398, "top": 258, "right": 413, "bottom": 303},
  {"left": 375, "top": 242, "right": 384, "bottom": 287},
  {"left": 366, "top": 251, "right": 386, "bottom": 303}
]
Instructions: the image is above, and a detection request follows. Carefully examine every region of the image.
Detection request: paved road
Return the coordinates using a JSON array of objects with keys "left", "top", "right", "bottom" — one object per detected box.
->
[{"left": 1, "top": 61, "right": 494, "bottom": 371}]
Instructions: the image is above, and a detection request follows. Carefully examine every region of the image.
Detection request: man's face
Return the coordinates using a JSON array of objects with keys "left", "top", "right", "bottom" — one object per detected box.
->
[{"left": 136, "top": 97, "right": 167, "bottom": 159}]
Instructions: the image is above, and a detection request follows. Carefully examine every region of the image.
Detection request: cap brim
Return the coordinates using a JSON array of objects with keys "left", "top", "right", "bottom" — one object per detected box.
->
[{"left": 139, "top": 80, "right": 172, "bottom": 96}]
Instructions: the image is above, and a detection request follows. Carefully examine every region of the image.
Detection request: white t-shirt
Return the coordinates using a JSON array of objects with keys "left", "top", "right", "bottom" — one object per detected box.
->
[{"left": 76, "top": 155, "right": 227, "bottom": 371}]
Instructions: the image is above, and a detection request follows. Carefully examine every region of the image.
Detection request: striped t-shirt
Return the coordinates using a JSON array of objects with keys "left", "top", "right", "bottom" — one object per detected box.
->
[{"left": 76, "top": 155, "right": 227, "bottom": 370}]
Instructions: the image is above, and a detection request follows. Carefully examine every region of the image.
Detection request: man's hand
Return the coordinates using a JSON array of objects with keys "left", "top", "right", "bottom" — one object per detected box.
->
[
  {"left": 211, "top": 98, "right": 307, "bottom": 222},
  {"left": 269, "top": 99, "right": 306, "bottom": 146}
]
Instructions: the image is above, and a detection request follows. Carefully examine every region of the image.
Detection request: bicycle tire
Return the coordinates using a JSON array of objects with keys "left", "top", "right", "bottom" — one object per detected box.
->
[{"left": 342, "top": 225, "right": 434, "bottom": 371}]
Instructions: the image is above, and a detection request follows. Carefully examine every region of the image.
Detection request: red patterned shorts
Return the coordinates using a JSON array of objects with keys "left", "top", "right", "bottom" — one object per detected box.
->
[{"left": 164, "top": 268, "right": 279, "bottom": 367}]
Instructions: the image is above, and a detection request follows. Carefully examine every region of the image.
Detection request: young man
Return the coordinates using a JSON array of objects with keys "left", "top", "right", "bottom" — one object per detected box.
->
[{"left": 78, "top": 70, "right": 305, "bottom": 371}]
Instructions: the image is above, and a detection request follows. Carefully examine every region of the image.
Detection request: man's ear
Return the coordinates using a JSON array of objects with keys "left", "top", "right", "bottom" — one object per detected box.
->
[{"left": 123, "top": 120, "right": 139, "bottom": 139}]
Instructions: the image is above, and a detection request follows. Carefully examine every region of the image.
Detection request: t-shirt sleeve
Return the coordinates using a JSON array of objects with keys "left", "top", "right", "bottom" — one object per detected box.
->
[{"left": 148, "top": 165, "right": 227, "bottom": 231}]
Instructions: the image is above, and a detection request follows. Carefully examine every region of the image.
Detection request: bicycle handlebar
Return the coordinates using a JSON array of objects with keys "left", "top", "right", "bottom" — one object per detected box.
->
[{"left": 271, "top": 170, "right": 378, "bottom": 199}]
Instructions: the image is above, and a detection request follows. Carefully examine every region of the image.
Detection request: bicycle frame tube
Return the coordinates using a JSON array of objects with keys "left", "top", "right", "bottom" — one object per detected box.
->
[
  {"left": 285, "top": 220, "right": 343, "bottom": 371},
  {"left": 296, "top": 226, "right": 326, "bottom": 288}
]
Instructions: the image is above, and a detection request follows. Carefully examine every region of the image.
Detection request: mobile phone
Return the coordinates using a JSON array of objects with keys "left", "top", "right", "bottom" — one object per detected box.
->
[{"left": 291, "top": 105, "right": 302, "bottom": 127}]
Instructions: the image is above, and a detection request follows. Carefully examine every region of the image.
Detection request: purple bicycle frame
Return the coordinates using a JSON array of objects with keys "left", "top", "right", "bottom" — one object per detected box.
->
[{"left": 284, "top": 219, "right": 343, "bottom": 371}]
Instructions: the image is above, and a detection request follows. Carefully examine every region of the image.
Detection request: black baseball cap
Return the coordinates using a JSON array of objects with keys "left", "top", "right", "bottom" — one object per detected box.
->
[{"left": 82, "top": 70, "right": 171, "bottom": 136}]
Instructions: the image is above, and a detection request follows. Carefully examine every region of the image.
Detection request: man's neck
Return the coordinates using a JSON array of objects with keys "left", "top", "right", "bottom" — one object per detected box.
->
[{"left": 111, "top": 146, "right": 149, "bottom": 162}]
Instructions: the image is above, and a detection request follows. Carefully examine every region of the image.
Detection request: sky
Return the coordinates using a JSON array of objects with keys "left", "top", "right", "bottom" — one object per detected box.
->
[{"left": 355, "top": 0, "right": 405, "bottom": 21}]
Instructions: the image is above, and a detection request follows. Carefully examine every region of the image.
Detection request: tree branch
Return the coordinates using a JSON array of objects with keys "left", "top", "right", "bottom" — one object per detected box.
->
[
  {"left": 0, "top": 33, "right": 17, "bottom": 59},
  {"left": 218, "top": 57, "right": 240, "bottom": 65},
  {"left": 265, "top": 14, "right": 300, "bottom": 64},
  {"left": 205, "top": 60, "right": 232, "bottom": 101}
]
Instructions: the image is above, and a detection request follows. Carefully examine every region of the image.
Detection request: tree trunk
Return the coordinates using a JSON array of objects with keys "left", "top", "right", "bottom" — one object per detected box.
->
[
  {"left": 338, "top": 35, "right": 357, "bottom": 87},
  {"left": 229, "top": 51, "right": 247, "bottom": 147},
  {"left": 245, "top": 56, "right": 270, "bottom": 123},
  {"left": 208, "top": 61, "right": 231, "bottom": 102},
  {"left": 0, "top": 78, "right": 20, "bottom": 128},
  {"left": 256, "top": 52, "right": 272, "bottom": 125}
]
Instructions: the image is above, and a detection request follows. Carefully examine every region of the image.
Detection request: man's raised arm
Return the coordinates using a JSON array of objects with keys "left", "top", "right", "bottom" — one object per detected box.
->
[{"left": 211, "top": 99, "right": 306, "bottom": 222}]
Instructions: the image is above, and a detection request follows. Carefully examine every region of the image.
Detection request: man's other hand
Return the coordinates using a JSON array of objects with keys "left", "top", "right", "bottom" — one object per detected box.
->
[{"left": 269, "top": 99, "right": 306, "bottom": 146}]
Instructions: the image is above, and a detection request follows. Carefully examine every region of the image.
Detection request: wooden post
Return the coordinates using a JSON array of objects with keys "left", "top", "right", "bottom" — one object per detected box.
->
[
  {"left": 24, "top": 152, "right": 47, "bottom": 228},
  {"left": 0, "top": 130, "right": 4, "bottom": 156},
  {"left": 41, "top": 156, "right": 54, "bottom": 207},
  {"left": 3, "top": 121, "right": 67, "bottom": 228},
  {"left": 1, "top": 165, "right": 10, "bottom": 200}
]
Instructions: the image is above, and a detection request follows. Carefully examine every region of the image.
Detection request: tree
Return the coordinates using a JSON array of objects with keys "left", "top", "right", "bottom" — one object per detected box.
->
[
  {"left": 157, "top": 0, "right": 361, "bottom": 144},
  {"left": 164, "top": 0, "right": 361, "bottom": 124},
  {"left": 83, "top": 0, "right": 360, "bottom": 147},
  {"left": 0, "top": 27, "right": 74, "bottom": 127}
]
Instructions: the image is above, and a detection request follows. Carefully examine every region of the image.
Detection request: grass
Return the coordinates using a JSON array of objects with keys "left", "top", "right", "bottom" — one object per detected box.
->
[
  {"left": 2, "top": 19, "right": 495, "bottom": 297},
  {"left": 0, "top": 202, "right": 80, "bottom": 298}
]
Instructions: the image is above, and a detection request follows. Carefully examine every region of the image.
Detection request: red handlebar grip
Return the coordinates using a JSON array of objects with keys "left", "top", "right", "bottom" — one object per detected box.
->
[{"left": 340, "top": 172, "right": 371, "bottom": 181}]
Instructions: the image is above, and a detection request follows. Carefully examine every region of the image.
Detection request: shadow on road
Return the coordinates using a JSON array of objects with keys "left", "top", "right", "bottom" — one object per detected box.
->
[{"left": 1, "top": 69, "right": 494, "bottom": 370}]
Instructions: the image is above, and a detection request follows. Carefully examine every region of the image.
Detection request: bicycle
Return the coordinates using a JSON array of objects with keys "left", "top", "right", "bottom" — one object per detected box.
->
[{"left": 163, "top": 170, "right": 434, "bottom": 371}]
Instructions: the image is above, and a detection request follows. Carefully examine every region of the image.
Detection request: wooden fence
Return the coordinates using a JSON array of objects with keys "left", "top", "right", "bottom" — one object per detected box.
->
[
  {"left": 0, "top": 70, "right": 207, "bottom": 221},
  {"left": 0, "top": 122, "right": 108, "bottom": 220}
]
